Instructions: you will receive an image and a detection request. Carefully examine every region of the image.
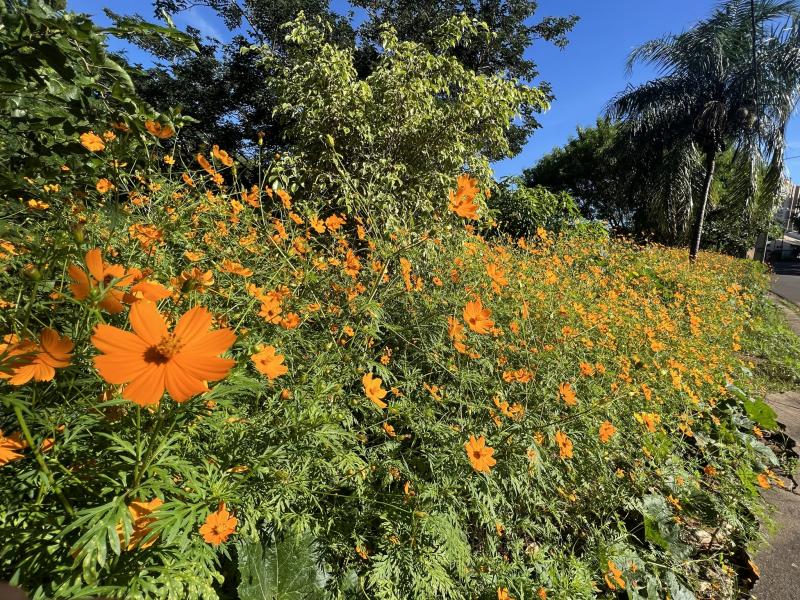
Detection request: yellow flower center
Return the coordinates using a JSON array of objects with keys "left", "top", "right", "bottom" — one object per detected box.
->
[{"left": 144, "top": 333, "right": 184, "bottom": 364}]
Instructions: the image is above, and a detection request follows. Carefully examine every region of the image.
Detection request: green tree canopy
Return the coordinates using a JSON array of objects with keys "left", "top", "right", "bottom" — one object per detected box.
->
[
  {"left": 267, "top": 14, "right": 548, "bottom": 227},
  {"left": 525, "top": 121, "right": 775, "bottom": 255},
  {"left": 523, "top": 118, "right": 641, "bottom": 231},
  {"left": 105, "top": 0, "right": 576, "bottom": 158}
]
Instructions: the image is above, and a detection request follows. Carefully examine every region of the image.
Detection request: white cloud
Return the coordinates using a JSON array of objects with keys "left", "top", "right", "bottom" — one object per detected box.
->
[{"left": 179, "top": 6, "right": 225, "bottom": 41}]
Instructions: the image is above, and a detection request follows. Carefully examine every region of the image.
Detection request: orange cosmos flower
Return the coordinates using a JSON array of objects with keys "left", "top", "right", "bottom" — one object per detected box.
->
[
  {"left": 447, "top": 316, "right": 465, "bottom": 342},
  {"left": 463, "top": 298, "right": 494, "bottom": 334},
  {"left": 383, "top": 422, "right": 396, "bottom": 437},
  {"left": 280, "top": 313, "right": 301, "bottom": 329},
  {"left": 598, "top": 420, "right": 617, "bottom": 443},
  {"left": 200, "top": 503, "right": 238, "bottom": 545},
  {"left": 220, "top": 259, "right": 253, "bottom": 277},
  {"left": 276, "top": 189, "right": 292, "bottom": 209},
  {"left": 68, "top": 248, "right": 134, "bottom": 314},
  {"left": 0, "top": 430, "right": 27, "bottom": 466},
  {"left": 344, "top": 250, "right": 362, "bottom": 278},
  {"left": 362, "top": 372, "right": 388, "bottom": 409},
  {"left": 486, "top": 263, "right": 508, "bottom": 288},
  {"left": 497, "top": 588, "right": 513, "bottom": 600},
  {"left": 258, "top": 296, "right": 283, "bottom": 324},
  {"left": 240, "top": 184, "right": 260, "bottom": 207},
  {"left": 129, "top": 223, "right": 164, "bottom": 250},
  {"left": 634, "top": 412, "right": 660, "bottom": 433},
  {"left": 448, "top": 174, "right": 480, "bottom": 220},
  {"left": 122, "top": 271, "right": 171, "bottom": 305},
  {"left": 579, "top": 362, "right": 595, "bottom": 376},
  {"left": 554, "top": 430, "right": 573, "bottom": 459},
  {"left": 95, "top": 178, "right": 114, "bottom": 194},
  {"left": 251, "top": 345, "right": 288, "bottom": 380},
  {"left": 493, "top": 396, "right": 524, "bottom": 420},
  {"left": 309, "top": 216, "right": 326, "bottom": 233},
  {"left": 1, "top": 329, "right": 73, "bottom": 385},
  {"left": 184, "top": 250, "right": 204, "bottom": 262},
  {"left": 399, "top": 257, "right": 414, "bottom": 292},
  {"left": 144, "top": 120, "right": 175, "bottom": 139},
  {"left": 196, "top": 153, "right": 216, "bottom": 175},
  {"left": 604, "top": 561, "right": 626, "bottom": 590},
  {"left": 27, "top": 199, "right": 49, "bottom": 210},
  {"left": 116, "top": 498, "right": 163, "bottom": 551},
  {"left": 559, "top": 382, "right": 577, "bottom": 406},
  {"left": 325, "top": 214, "right": 346, "bottom": 231},
  {"left": 465, "top": 435, "right": 496, "bottom": 473},
  {"left": 91, "top": 302, "right": 236, "bottom": 406},
  {"left": 211, "top": 144, "right": 234, "bottom": 167},
  {"left": 79, "top": 131, "right": 105, "bottom": 152},
  {"left": 173, "top": 268, "right": 214, "bottom": 294}
]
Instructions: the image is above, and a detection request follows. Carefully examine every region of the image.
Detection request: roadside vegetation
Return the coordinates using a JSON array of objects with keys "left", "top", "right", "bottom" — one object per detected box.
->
[{"left": 1, "top": 1, "right": 800, "bottom": 599}]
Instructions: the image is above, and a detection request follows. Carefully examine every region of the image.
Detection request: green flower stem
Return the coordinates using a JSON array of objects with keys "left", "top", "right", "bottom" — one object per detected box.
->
[{"left": 13, "top": 403, "right": 74, "bottom": 516}]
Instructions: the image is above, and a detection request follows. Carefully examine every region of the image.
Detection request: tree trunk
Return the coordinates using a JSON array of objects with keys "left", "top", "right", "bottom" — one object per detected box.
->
[{"left": 689, "top": 151, "right": 717, "bottom": 262}]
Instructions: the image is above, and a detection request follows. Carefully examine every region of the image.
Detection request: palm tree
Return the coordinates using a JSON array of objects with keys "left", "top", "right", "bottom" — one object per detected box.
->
[{"left": 609, "top": 0, "right": 800, "bottom": 261}]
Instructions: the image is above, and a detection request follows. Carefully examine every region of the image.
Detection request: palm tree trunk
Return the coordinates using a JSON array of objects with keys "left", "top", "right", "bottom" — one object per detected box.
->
[{"left": 689, "top": 151, "right": 717, "bottom": 262}]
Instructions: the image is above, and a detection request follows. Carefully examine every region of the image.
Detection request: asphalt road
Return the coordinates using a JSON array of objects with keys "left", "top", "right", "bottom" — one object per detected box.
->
[{"left": 771, "top": 260, "right": 800, "bottom": 305}]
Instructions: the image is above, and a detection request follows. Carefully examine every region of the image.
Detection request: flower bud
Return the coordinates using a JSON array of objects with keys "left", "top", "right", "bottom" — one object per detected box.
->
[{"left": 23, "top": 265, "right": 42, "bottom": 281}]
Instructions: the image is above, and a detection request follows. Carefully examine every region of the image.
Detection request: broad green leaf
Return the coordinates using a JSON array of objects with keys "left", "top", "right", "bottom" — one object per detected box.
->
[
  {"left": 743, "top": 397, "right": 778, "bottom": 430},
  {"left": 237, "top": 533, "right": 326, "bottom": 600}
]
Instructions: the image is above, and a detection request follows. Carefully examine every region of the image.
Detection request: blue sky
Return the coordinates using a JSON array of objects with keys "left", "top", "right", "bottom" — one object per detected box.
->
[{"left": 68, "top": 0, "right": 800, "bottom": 180}]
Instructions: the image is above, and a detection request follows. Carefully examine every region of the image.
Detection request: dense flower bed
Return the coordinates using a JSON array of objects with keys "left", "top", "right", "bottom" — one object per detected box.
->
[{"left": 0, "top": 130, "right": 783, "bottom": 599}]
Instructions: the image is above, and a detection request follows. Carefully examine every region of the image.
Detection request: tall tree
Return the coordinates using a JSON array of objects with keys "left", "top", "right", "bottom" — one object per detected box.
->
[
  {"left": 609, "top": 0, "right": 800, "bottom": 261},
  {"left": 353, "top": 0, "right": 578, "bottom": 155},
  {"left": 523, "top": 118, "right": 642, "bottom": 231},
  {"left": 106, "top": 0, "right": 576, "bottom": 158}
]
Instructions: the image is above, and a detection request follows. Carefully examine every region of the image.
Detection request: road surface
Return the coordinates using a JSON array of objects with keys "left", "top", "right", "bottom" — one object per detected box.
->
[{"left": 770, "top": 260, "right": 800, "bottom": 305}]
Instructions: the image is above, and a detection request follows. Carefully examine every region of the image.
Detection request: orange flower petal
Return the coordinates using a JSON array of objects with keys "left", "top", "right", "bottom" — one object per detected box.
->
[
  {"left": 8, "top": 365, "right": 36, "bottom": 385},
  {"left": 99, "top": 295, "right": 126, "bottom": 314},
  {"left": 174, "top": 306, "right": 213, "bottom": 340},
  {"left": 123, "top": 365, "right": 166, "bottom": 406},
  {"left": 165, "top": 364, "right": 209, "bottom": 402},
  {"left": 91, "top": 324, "right": 149, "bottom": 355},
  {"left": 94, "top": 353, "right": 151, "bottom": 384},
  {"left": 173, "top": 354, "right": 235, "bottom": 382},
  {"left": 129, "top": 301, "right": 168, "bottom": 345},
  {"left": 85, "top": 248, "right": 105, "bottom": 282},
  {"left": 182, "top": 329, "right": 237, "bottom": 356},
  {"left": 67, "top": 265, "right": 90, "bottom": 299}
]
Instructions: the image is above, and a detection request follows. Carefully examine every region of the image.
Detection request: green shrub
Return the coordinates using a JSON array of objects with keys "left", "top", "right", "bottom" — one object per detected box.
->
[
  {"left": 0, "top": 144, "right": 787, "bottom": 597},
  {"left": 488, "top": 177, "right": 578, "bottom": 238},
  {"left": 265, "top": 15, "right": 548, "bottom": 228},
  {"left": 0, "top": 0, "right": 196, "bottom": 200}
]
